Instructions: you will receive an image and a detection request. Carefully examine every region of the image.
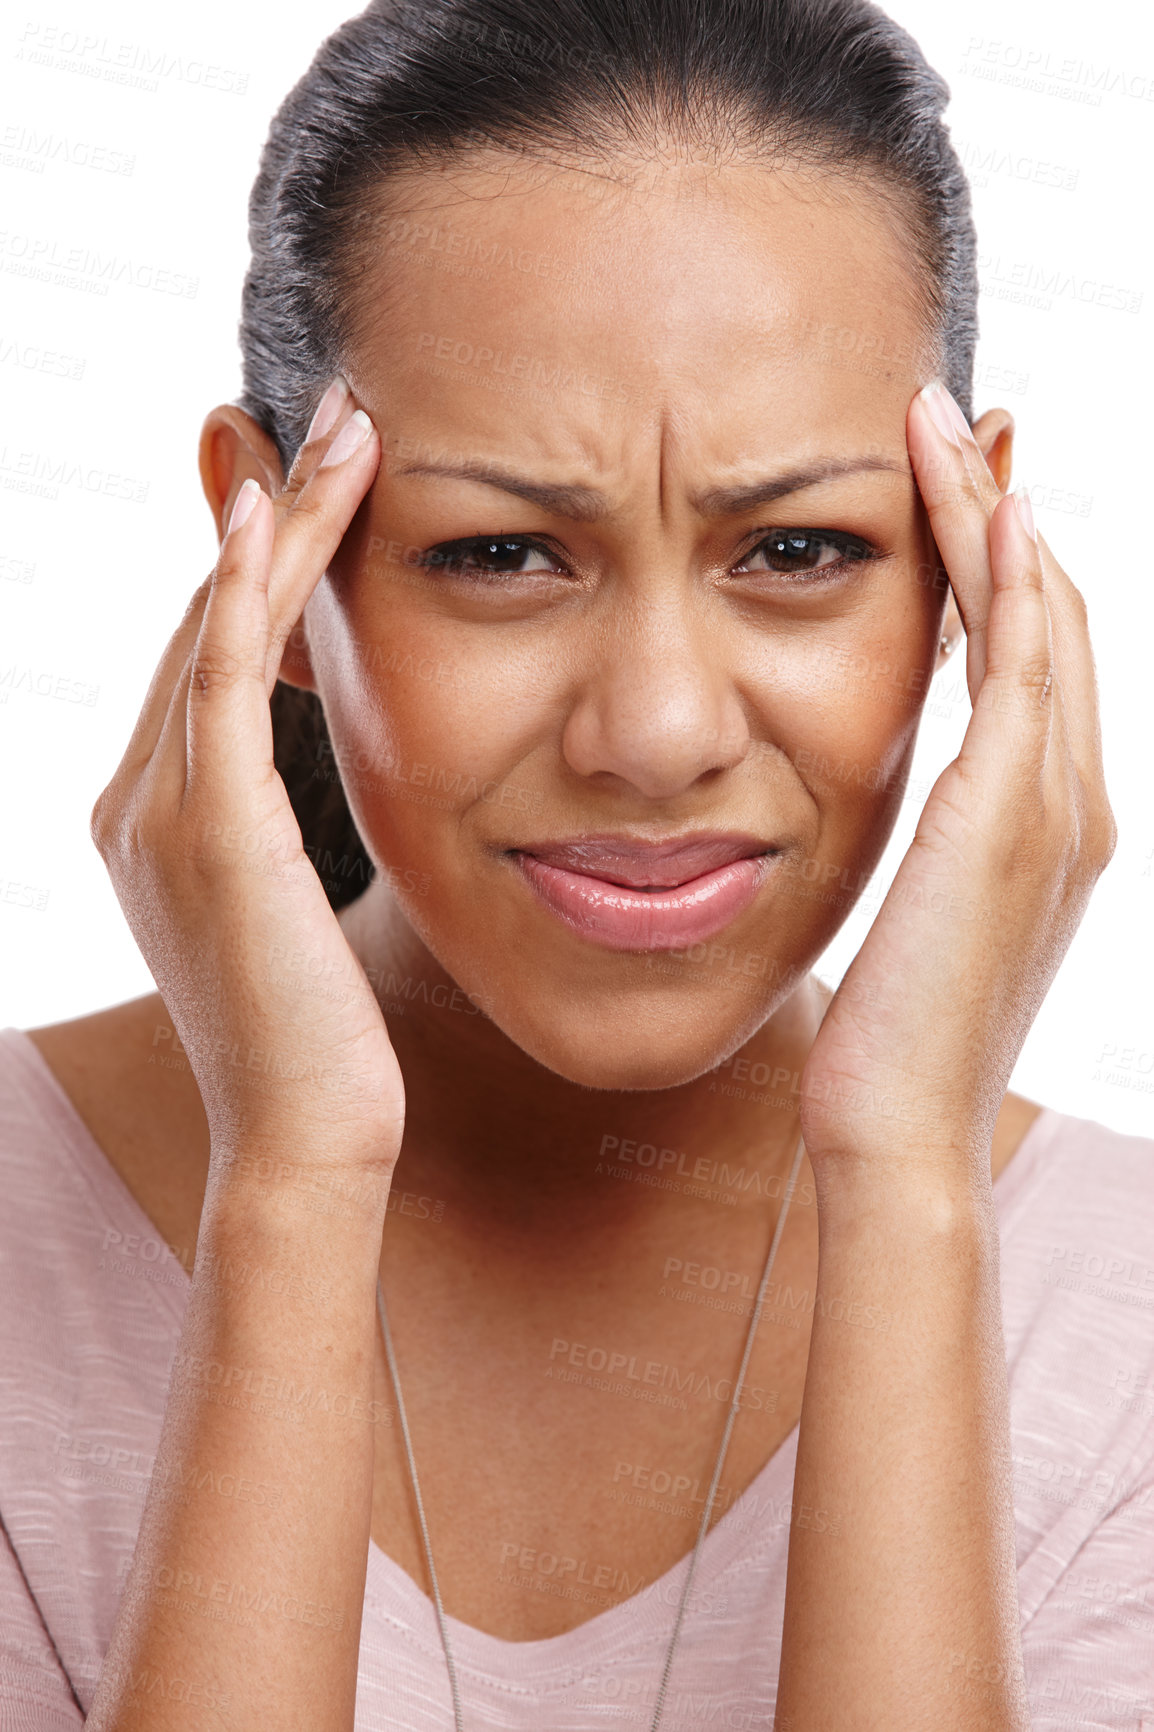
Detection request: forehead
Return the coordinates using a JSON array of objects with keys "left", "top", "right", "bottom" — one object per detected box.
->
[{"left": 342, "top": 153, "right": 935, "bottom": 474}]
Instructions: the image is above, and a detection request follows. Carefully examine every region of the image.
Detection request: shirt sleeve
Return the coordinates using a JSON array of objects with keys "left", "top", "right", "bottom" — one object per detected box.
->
[
  {"left": 1020, "top": 1477, "right": 1154, "bottom": 1732},
  {"left": 0, "top": 1519, "right": 85, "bottom": 1730}
]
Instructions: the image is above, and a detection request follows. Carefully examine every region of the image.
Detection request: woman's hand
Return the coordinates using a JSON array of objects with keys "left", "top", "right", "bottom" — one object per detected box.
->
[
  {"left": 797, "top": 379, "right": 1116, "bottom": 1176},
  {"left": 774, "top": 383, "right": 1109, "bottom": 1728},
  {"left": 90, "top": 381, "right": 403, "bottom": 1173},
  {"left": 85, "top": 386, "right": 403, "bottom": 1731}
]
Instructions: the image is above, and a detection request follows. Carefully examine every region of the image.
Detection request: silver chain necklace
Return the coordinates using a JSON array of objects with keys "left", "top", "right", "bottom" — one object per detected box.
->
[{"left": 375, "top": 1127, "right": 806, "bottom": 1732}]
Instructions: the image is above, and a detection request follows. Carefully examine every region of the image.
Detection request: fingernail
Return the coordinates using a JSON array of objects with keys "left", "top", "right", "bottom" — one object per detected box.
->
[
  {"left": 227, "top": 477, "right": 261, "bottom": 535},
  {"left": 319, "top": 409, "right": 373, "bottom": 468},
  {"left": 920, "top": 380, "right": 972, "bottom": 448},
  {"left": 305, "top": 375, "right": 350, "bottom": 444},
  {"left": 1013, "top": 484, "right": 1037, "bottom": 543}
]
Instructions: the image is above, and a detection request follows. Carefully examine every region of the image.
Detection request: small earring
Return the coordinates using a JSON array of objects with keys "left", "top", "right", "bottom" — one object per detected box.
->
[{"left": 939, "top": 634, "right": 954, "bottom": 657}]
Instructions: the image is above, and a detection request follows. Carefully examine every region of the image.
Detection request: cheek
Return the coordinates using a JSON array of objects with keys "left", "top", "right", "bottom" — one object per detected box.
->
[
  {"left": 307, "top": 582, "right": 549, "bottom": 875},
  {"left": 750, "top": 565, "right": 941, "bottom": 878}
]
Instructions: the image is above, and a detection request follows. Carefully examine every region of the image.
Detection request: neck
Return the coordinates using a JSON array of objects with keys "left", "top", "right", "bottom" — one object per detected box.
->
[{"left": 339, "top": 882, "right": 828, "bottom": 1243}]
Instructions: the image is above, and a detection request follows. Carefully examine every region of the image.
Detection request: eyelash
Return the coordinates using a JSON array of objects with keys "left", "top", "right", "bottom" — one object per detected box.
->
[{"left": 415, "top": 530, "right": 880, "bottom": 583}]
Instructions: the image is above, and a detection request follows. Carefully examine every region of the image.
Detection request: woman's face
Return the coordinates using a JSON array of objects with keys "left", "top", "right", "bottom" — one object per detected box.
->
[{"left": 293, "top": 153, "right": 957, "bottom": 1090}]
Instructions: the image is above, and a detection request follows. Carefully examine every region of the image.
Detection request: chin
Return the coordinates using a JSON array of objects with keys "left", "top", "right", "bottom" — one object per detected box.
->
[{"left": 478, "top": 984, "right": 783, "bottom": 1093}]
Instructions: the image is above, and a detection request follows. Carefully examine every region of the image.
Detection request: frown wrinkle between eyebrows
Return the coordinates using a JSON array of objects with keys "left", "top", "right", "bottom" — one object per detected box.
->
[{"left": 390, "top": 453, "right": 911, "bottom": 521}]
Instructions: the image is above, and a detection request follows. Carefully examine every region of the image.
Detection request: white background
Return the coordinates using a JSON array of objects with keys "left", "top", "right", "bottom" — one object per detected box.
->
[{"left": 1, "top": 0, "right": 1151, "bottom": 1131}]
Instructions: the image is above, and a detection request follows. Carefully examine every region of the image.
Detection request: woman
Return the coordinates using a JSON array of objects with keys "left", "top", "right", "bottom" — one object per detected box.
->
[{"left": 1, "top": 0, "right": 1150, "bottom": 1726}]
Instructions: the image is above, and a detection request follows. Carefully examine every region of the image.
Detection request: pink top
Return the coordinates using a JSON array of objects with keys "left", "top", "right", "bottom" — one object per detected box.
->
[{"left": 0, "top": 1025, "right": 1152, "bottom": 1731}]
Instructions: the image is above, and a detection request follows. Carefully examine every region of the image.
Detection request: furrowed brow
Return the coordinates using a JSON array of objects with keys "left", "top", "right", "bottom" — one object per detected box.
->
[
  {"left": 391, "top": 454, "right": 908, "bottom": 520},
  {"left": 691, "top": 456, "right": 909, "bottom": 516},
  {"left": 391, "top": 461, "right": 610, "bottom": 521}
]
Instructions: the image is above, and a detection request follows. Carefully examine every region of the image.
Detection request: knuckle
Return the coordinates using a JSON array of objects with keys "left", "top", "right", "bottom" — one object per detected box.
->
[
  {"left": 1015, "top": 652, "right": 1054, "bottom": 698},
  {"left": 188, "top": 649, "right": 255, "bottom": 698},
  {"left": 1064, "top": 789, "right": 1118, "bottom": 884},
  {"left": 282, "top": 443, "right": 316, "bottom": 491},
  {"left": 1088, "top": 804, "right": 1119, "bottom": 873},
  {"left": 89, "top": 786, "right": 118, "bottom": 853},
  {"left": 91, "top": 788, "right": 151, "bottom": 869},
  {"left": 934, "top": 475, "right": 976, "bottom": 514},
  {"left": 285, "top": 484, "right": 333, "bottom": 532},
  {"left": 274, "top": 477, "right": 306, "bottom": 517},
  {"left": 962, "top": 448, "right": 997, "bottom": 499}
]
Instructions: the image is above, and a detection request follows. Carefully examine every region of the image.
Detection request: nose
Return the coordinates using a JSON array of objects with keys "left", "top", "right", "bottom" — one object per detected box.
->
[{"left": 561, "top": 597, "right": 753, "bottom": 799}]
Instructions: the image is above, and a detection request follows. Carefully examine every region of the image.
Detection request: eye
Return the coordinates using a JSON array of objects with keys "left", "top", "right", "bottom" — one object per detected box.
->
[
  {"left": 416, "top": 535, "right": 566, "bottom": 580},
  {"left": 734, "top": 529, "right": 878, "bottom": 580}
]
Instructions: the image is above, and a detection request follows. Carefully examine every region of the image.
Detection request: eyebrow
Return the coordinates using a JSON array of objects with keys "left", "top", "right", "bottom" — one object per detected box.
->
[{"left": 389, "top": 454, "right": 909, "bottom": 521}]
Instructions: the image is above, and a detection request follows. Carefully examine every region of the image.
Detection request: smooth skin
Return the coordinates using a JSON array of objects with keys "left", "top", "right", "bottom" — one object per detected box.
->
[{"left": 33, "top": 152, "right": 1113, "bottom": 1729}]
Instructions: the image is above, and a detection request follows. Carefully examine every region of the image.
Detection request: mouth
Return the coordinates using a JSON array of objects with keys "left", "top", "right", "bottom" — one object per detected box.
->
[{"left": 507, "top": 831, "right": 779, "bottom": 952}]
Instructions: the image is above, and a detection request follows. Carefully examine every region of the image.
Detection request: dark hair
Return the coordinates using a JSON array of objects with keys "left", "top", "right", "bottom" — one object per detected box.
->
[{"left": 241, "top": 0, "right": 978, "bottom": 910}]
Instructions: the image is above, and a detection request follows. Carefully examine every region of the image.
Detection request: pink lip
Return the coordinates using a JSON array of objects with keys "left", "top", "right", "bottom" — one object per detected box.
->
[{"left": 509, "top": 833, "right": 777, "bottom": 951}]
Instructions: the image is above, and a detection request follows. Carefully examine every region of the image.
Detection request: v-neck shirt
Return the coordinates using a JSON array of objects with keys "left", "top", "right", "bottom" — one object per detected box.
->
[{"left": 0, "top": 1026, "right": 1152, "bottom": 1730}]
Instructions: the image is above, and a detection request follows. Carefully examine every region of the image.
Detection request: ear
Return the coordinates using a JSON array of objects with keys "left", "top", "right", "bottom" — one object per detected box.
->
[
  {"left": 933, "top": 403, "right": 1015, "bottom": 674},
  {"left": 198, "top": 405, "right": 317, "bottom": 693}
]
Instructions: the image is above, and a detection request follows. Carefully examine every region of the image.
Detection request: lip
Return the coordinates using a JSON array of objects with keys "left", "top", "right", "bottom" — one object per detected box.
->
[{"left": 509, "top": 832, "right": 778, "bottom": 952}]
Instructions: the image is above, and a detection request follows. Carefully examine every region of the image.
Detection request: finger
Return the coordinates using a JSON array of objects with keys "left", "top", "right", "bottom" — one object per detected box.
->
[
  {"left": 983, "top": 507, "right": 1115, "bottom": 875},
  {"left": 182, "top": 478, "right": 280, "bottom": 810},
  {"left": 261, "top": 372, "right": 353, "bottom": 557},
  {"left": 907, "top": 382, "right": 1005, "bottom": 700},
  {"left": 992, "top": 499, "right": 1074, "bottom": 816},
  {"left": 259, "top": 380, "right": 381, "bottom": 689},
  {"left": 277, "top": 374, "right": 353, "bottom": 502},
  {"left": 138, "top": 480, "right": 273, "bottom": 814},
  {"left": 108, "top": 576, "right": 214, "bottom": 781},
  {"left": 1029, "top": 527, "right": 1110, "bottom": 796},
  {"left": 96, "top": 377, "right": 370, "bottom": 811},
  {"left": 954, "top": 484, "right": 1055, "bottom": 784}
]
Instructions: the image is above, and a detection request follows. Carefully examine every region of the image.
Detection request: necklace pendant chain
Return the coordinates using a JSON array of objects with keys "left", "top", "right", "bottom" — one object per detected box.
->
[{"left": 376, "top": 1130, "right": 807, "bottom": 1732}]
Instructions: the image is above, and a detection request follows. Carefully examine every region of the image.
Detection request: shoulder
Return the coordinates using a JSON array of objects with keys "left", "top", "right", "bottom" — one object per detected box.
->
[
  {"left": 0, "top": 998, "right": 199, "bottom": 1289},
  {"left": 0, "top": 1012, "right": 188, "bottom": 1694},
  {"left": 993, "top": 1099, "right": 1154, "bottom": 1440},
  {"left": 0, "top": 1002, "right": 191, "bottom": 1402},
  {"left": 989, "top": 1104, "right": 1154, "bottom": 1633},
  {"left": 1005, "top": 1098, "right": 1154, "bottom": 1207},
  {"left": 0, "top": 1018, "right": 99, "bottom": 1212},
  {"left": 993, "top": 1098, "right": 1154, "bottom": 1268},
  {"left": 991, "top": 1089, "right": 1046, "bottom": 1181},
  {"left": 0, "top": 1006, "right": 188, "bottom": 1476},
  {"left": 18, "top": 995, "right": 210, "bottom": 1269},
  {"left": 21, "top": 992, "right": 196, "bottom": 1142}
]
